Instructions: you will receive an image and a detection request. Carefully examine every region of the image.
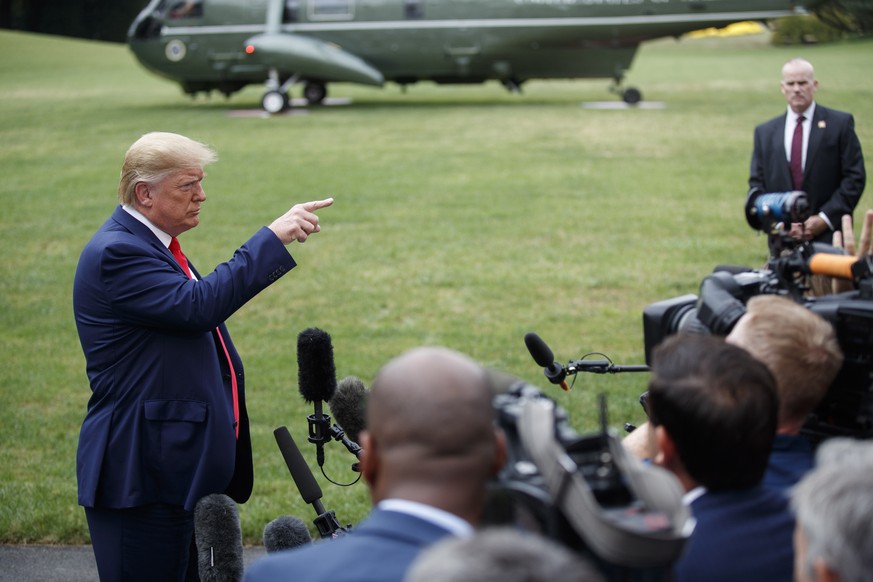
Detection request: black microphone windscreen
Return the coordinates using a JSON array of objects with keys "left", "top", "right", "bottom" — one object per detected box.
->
[
  {"left": 297, "top": 328, "right": 338, "bottom": 403},
  {"left": 274, "top": 426, "right": 324, "bottom": 505},
  {"left": 329, "top": 376, "right": 368, "bottom": 444},
  {"left": 194, "top": 494, "right": 244, "bottom": 582},
  {"left": 524, "top": 332, "right": 555, "bottom": 368},
  {"left": 263, "top": 515, "right": 313, "bottom": 552}
]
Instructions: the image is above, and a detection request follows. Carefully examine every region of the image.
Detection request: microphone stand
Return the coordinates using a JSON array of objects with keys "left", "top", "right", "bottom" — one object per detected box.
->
[
  {"left": 327, "top": 424, "right": 363, "bottom": 472},
  {"left": 307, "top": 401, "right": 331, "bottom": 467},
  {"left": 310, "top": 499, "right": 348, "bottom": 539},
  {"left": 566, "top": 360, "right": 650, "bottom": 375}
]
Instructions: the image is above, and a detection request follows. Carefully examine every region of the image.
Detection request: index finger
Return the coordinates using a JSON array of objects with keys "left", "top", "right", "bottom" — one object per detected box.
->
[
  {"left": 302, "top": 198, "right": 334, "bottom": 211},
  {"left": 841, "top": 214, "right": 856, "bottom": 255}
]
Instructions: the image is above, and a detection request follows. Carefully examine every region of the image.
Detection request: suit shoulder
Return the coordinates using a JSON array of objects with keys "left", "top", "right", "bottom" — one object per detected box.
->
[
  {"left": 754, "top": 114, "right": 783, "bottom": 132},
  {"left": 817, "top": 105, "right": 855, "bottom": 123}
]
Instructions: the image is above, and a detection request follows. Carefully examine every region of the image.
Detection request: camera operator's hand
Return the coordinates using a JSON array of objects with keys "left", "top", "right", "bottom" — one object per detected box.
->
[
  {"left": 830, "top": 210, "right": 873, "bottom": 293},
  {"left": 789, "top": 215, "right": 828, "bottom": 240}
]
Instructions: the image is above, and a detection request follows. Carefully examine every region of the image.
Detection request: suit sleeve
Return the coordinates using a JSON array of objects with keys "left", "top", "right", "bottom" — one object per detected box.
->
[
  {"left": 102, "top": 227, "right": 295, "bottom": 332},
  {"left": 748, "top": 125, "right": 767, "bottom": 193},
  {"left": 818, "top": 114, "right": 866, "bottom": 226}
]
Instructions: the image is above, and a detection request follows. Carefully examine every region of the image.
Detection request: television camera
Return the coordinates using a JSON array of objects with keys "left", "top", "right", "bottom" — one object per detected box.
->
[
  {"left": 644, "top": 189, "right": 873, "bottom": 443},
  {"left": 483, "top": 377, "right": 692, "bottom": 580}
]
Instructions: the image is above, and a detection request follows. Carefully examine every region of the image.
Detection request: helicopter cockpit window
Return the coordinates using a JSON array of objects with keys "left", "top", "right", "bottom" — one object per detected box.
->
[
  {"left": 167, "top": 0, "right": 204, "bottom": 19},
  {"left": 310, "top": 0, "right": 353, "bottom": 19}
]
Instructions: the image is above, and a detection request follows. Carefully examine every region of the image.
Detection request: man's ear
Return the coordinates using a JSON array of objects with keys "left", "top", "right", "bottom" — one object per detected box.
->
[
  {"left": 359, "top": 431, "right": 377, "bottom": 485},
  {"left": 492, "top": 428, "right": 507, "bottom": 477},
  {"left": 653, "top": 425, "right": 675, "bottom": 467},
  {"left": 134, "top": 182, "right": 152, "bottom": 208}
]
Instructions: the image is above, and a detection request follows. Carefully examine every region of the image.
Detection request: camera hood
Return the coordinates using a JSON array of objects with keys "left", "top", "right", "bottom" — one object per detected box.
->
[{"left": 518, "top": 397, "right": 693, "bottom": 568}]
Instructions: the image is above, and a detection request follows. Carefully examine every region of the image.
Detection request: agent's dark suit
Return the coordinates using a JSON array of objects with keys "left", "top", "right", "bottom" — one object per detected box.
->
[
  {"left": 244, "top": 509, "right": 455, "bottom": 582},
  {"left": 750, "top": 104, "right": 866, "bottom": 241},
  {"left": 674, "top": 487, "right": 795, "bottom": 582},
  {"left": 74, "top": 206, "right": 295, "bottom": 578}
]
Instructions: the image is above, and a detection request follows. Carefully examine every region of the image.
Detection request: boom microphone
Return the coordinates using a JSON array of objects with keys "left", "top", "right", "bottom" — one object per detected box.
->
[
  {"left": 273, "top": 426, "right": 350, "bottom": 539},
  {"left": 194, "top": 494, "right": 244, "bottom": 582},
  {"left": 524, "top": 332, "right": 569, "bottom": 391},
  {"left": 329, "top": 376, "right": 368, "bottom": 445},
  {"left": 297, "top": 327, "right": 338, "bottom": 467},
  {"left": 263, "top": 515, "right": 312, "bottom": 552}
]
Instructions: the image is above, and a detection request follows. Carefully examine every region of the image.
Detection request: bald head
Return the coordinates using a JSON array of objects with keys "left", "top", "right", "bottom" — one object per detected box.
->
[
  {"left": 781, "top": 58, "right": 818, "bottom": 114},
  {"left": 360, "top": 347, "right": 505, "bottom": 520}
]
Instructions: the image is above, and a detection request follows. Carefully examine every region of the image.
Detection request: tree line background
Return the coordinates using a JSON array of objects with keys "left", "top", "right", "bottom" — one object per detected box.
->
[{"left": 1, "top": 0, "right": 871, "bottom": 46}]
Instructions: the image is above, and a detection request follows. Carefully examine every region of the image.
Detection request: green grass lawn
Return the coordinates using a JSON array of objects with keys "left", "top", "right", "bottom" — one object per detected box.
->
[{"left": 1, "top": 28, "right": 871, "bottom": 545}]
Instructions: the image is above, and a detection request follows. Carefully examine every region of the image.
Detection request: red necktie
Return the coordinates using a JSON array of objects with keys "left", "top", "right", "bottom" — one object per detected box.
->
[
  {"left": 790, "top": 115, "right": 805, "bottom": 191},
  {"left": 169, "top": 237, "right": 240, "bottom": 439}
]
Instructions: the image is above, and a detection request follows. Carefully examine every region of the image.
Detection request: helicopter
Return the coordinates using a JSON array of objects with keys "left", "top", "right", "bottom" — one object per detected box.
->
[{"left": 128, "top": 0, "right": 800, "bottom": 113}]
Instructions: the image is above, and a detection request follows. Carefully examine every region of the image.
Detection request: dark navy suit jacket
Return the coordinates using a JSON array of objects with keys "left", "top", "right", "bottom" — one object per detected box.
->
[
  {"left": 74, "top": 206, "right": 295, "bottom": 511},
  {"left": 750, "top": 104, "right": 865, "bottom": 239},
  {"left": 244, "top": 509, "right": 455, "bottom": 582},
  {"left": 674, "top": 486, "right": 795, "bottom": 582}
]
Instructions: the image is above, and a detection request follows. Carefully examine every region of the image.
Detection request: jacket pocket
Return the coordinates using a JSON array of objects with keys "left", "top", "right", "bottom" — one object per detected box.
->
[{"left": 143, "top": 399, "right": 208, "bottom": 474}]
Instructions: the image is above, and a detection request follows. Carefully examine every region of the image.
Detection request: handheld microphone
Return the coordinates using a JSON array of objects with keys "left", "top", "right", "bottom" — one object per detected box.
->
[
  {"left": 263, "top": 515, "right": 312, "bottom": 552},
  {"left": 273, "top": 426, "right": 350, "bottom": 539},
  {"left": 297, "top": 328, "right": 338, "bottom": 467},
  {"left": 524, "top": 332, "right": 570, "bottom": 391},
  {"left": 194, "top": 494, "right": 244, "bottom": 582},
  {"left": 329, "top": 376, "right": 368, "bottom": 445}
]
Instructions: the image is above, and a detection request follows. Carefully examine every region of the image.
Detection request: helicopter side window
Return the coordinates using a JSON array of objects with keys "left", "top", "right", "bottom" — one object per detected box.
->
[
  {"left": 284, "top": 0, "right": 300, "bottom": 22},
  {"left": 404, "top": 0, "right": 423, "bottom": 19},
  {"left": 167, "top": 0, "right": 203, "bottom": 19},
  {"left": 310, "top": 0, "right": 353, "bottom": 19}
]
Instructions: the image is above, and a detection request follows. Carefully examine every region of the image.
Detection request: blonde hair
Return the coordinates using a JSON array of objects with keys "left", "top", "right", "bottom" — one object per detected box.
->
[
  {"left": 118, "top": 132, "right": 217, "bottom": 205},
  {"left": 733, "top": 295, "right": 842, "bottom": 426}
]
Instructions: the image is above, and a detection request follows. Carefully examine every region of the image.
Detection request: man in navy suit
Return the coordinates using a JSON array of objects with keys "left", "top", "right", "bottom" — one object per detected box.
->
[
  {"left": 73, "top": 132, "right": 333, "bottom": 581},
  {"left": 749, "top": 57, "right": 865, "bottom": 244},
  {"left": 244, "top": 346, "right": 507, "bottom": 582},
  {"left": 646, "top": 334, "right": 795, "bottom": 582}
]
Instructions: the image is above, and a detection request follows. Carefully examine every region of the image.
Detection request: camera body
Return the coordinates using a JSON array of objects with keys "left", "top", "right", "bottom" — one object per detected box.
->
[
  {"left": 643, "top": 263, "right": 873, "bottom": 443},
  {"left": 485, "top": 382, "right": 691, "bottom": 580}
]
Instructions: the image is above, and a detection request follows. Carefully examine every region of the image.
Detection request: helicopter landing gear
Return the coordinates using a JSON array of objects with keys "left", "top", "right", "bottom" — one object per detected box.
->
[
  {"left": 260, "top": 71, "right": 330, "bottom": 111},
  {"left": 261, "top": 69, "right": 299, "bottom": 113},
  {"left": 262, "top": 90, "right": 289, "bottom": 114},
  {"left": 620, "top": 86, "right": 642, "bottom": 105},
  {"left": 609, "top": 74, "right": 643, "bottom": 106},
  {"left": 303, "top": 81, "right": 327, "bottom": 105}
]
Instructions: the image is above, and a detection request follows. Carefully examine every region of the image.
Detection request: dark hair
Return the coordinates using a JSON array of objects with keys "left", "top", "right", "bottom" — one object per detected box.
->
[{"left": 647, "top": 334, "right": 778, "bottom": 490}]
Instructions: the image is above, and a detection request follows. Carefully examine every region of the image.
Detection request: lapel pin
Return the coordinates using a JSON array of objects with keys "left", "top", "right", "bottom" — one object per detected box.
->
[{"left": 818, "top": 120, "right": 826, "bottom": 129}]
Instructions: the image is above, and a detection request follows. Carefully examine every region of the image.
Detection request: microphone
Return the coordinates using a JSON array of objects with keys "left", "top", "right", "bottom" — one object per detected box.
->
[
  {"left": 329, "top": 376, "right": 368, "bottom": 445},
  {"left": 194, "top": 494, "right": 244, "bottom": 582},
  {"left": 524, "top": 332, "right": 569, "bottom": 391},
  {"left": 807, "top": 253, "right": 858, "bottom": 280},
  {"left": 263, "top": 515, "right": 312, "bottom": 552},
  {"left": 297, "top": 327, "right": 338, "bottom": 467},
  {"left": 273, "top": 426, "right": 349, "bottom": 539}
]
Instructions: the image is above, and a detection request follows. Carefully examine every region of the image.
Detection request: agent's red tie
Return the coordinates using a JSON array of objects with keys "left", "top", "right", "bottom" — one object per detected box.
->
[
  {"left": 790, "top": 115, "right": 805, "bottom": 191},
  {"left": 169, "top": 237, "right": 240, "bottom": 439}
]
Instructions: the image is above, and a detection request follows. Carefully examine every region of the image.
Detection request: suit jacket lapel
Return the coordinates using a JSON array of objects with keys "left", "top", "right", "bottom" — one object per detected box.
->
[
  {"left": 111, "top": 205, "right": 190, "bottom": 277},
  {"left": 805, "top": 106, "right": 827, "bottom": 181},
  {"left": 773, "top": 115, "right": 792, "bottom": 187}
]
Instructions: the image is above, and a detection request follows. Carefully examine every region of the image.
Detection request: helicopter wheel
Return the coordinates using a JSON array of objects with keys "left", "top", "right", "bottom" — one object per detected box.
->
[
  {"left": 303, "top": 81, "right": 327, "bottom": 105},
  {"left": 262, "top": 90, "right": 289, "bottom": 114},
  {"left": 622, "top": 86, "right": 642, "bottom": 105}
]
